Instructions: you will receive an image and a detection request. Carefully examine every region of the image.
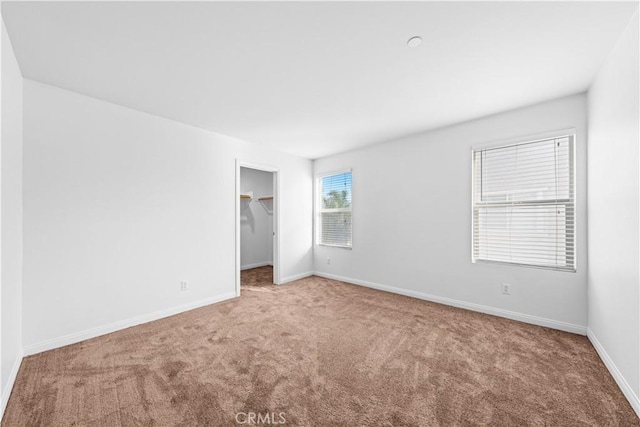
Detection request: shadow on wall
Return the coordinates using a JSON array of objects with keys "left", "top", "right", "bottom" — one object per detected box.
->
[
  {"left": 241, "top": 198, "right": 255, "bottom": 232},
  {"left": 259, "top": 198, "right": 274, "bottom": 215}
]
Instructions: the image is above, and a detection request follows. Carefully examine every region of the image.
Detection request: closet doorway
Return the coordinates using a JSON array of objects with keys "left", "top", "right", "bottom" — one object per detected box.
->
[{"left": 235, "top": 161, "right": 280, "bottom": 296}]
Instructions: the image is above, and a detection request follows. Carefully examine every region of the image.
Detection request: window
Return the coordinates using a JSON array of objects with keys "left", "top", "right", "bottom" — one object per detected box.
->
[
  {"left": 317, "top": 171, "right": 352, "bottom": 248},
  {"left": 472, "top": 135, "right": 575, "bottom": 271}
]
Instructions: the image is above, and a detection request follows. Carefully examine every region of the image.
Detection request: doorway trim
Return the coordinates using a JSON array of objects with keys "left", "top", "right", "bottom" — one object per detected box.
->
[{"left": 235, "top": 160, "right": 281, "bottom": 297}]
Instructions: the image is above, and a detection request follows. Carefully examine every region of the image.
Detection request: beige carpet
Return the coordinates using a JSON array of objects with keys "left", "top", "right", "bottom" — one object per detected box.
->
[
  {"left": 3, "top": 274, "right": 638, "bottom": 426},
  {"left": 241, "top": 266, "right": 274, "bottom": 290}
]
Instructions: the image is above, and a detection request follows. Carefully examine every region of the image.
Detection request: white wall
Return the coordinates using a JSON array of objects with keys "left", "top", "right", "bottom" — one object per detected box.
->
[
  {"left": 587, "top": 9, "right": 639, "bottom": 415},
  {"left": 314, "top": 94, "right": 588, "bottom": 333},
  {"left": 1, "top": 19, "right": 23, "bottom": 415},
  {"left": 22, "top": 80, "right": 313, "bottom": 353},
  {"left": 240, "top": 167, "right": 274, "bottom": 270}
]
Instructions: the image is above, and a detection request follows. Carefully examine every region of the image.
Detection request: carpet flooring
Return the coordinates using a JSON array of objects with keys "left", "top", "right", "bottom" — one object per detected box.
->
[
  {"left": 2, "top": 271, "right": 638, "bottom": 426},
  {"left": 241, "top": 266, "right": 275, "bottom": 290}
]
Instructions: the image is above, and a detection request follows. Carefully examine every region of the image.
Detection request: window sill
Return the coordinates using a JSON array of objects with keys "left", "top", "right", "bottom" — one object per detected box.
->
[
  {"left": 472, "top": 259, "right": 576, "bottom": 273},
  {"left": 317, "top": 243, "right": 352, "bottom": 250}
]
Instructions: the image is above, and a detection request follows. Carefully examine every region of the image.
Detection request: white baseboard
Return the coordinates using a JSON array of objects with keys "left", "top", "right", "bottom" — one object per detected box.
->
[
  {"left": 587, "top": 328, "right": 640, "bottom": 417},
  {"left": 313, "top": 271, "right": 587, "bottom": 335},
  {"left": 279, "top": 271, "right": 314, "bottom": 285},
  {"left": 241, "top": 262, "right": 273, "bottom": 271},
  {"left": 1, "top": 350, "right": 24, "bottom": 419},
  {"left": 23, "top": 292, "right": 237, "bottom": 356}
]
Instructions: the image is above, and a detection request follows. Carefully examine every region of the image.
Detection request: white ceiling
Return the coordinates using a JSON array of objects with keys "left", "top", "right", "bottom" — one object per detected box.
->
[{"left": 3, "top": 2, "right": 638, "bottom": 159}]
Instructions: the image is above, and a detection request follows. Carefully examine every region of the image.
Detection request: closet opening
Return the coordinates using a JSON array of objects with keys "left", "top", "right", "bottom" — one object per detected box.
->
[{"left": 235, "top": 161, "right": 280, "bottom": 296}]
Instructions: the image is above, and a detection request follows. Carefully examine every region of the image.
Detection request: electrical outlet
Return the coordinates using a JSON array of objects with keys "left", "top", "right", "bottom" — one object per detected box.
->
[
  {"left": 180, "top": 280, "right": 189, "bottom": 291},
  {"left": 326, "top": 257, "right": 331, "bottom": 265},
  {"left": 501, "top": 283, "right": 511, "bottom": 295}
]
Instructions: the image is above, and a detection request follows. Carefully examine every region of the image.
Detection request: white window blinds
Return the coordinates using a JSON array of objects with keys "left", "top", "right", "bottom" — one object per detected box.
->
[
  {"left": 472, "top": 135, "right": 575, "bottom": 271},
  {"left": 318, "top": 171, "right": 352, "bottom": 248}
]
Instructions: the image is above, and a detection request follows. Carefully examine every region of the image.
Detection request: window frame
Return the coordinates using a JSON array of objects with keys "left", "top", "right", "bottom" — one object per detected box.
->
[
  {"left": 471, "top": 130, "right": 577, "bottom": 272},
  {"left": 315, "top": 169, "right": 353, "bottom": 249}
]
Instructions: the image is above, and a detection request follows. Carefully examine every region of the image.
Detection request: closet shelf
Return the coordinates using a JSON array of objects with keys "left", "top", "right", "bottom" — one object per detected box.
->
[{"left": 258, "top": 196, "right": 274, "bottom": 201}]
